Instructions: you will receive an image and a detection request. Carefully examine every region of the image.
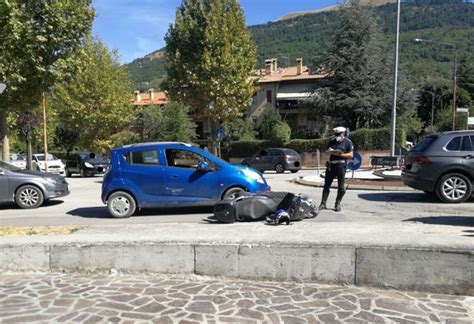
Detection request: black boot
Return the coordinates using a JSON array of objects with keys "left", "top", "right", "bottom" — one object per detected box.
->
[
  {"left": 335, "top": 201, "right": 341, "bottom": 212},
  {"left": 319, "top": 191, "right": 329, "bottom": 210}
]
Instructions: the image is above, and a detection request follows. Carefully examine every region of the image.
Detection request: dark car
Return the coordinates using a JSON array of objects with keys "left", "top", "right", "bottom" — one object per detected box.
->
[
  {"left": 65, "top": 152, "right": 110, "bottom": 177},
  {"left": 402, "top": 131, "right": 474, "bottom": 203},
  {"left": 0, "top": 160, "right": 69, "bottom": 209},
  {"left": 241, "top": 148, "right": 301, "bottom": 173}
]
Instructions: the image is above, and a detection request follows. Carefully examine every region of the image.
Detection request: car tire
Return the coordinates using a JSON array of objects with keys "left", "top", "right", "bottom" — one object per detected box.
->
[
  {"left": 107, "top": 191, "right": 136, "bottom": 218},
  {"left": 436, "top": 173, "right": 472, "bottom": 203},
  {"left": 80, "top": 168, "right": 85, "bottom": 178},
  {"left": 275, "top": 163, "right": 285, "bottom": 174},
  {"left": 66, "top": 169, "right": 72, "bottom": 177},
  {"left": 15, "top": 185, "right": 44, "bottom": 209},
  {"left": 222, "top": 187, "right": 245, "bottom": 200}
]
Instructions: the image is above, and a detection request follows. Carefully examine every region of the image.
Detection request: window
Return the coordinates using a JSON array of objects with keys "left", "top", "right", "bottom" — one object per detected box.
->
[
  {"left": 130, "top": 150, "right": 159, "bottom": 165},
  {"left": 446, "top": 137, "right": 461, "bottom": 151},
  {"left": 412, "top": 136, "right": 437, "bottom": 152},
  {"left": 269, "top": 149, "right": 283, "bottom": 157},
  {"left": 165, "top": 149, "right": 204, "bottom": 168},
  {"left": 461, "top": 136, "right": 472, "bottom": 151},
  {"left": 266, "top": 90, "right": 272, "bottom": 103}
]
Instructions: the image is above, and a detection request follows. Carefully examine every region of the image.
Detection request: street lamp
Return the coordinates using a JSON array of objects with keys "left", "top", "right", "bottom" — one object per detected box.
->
[
  {"left": 390, "top": 0, "right": 401, "bottom": 157},
  {"left": 414, "top": 38, "right": 458, "bottom": 131}
]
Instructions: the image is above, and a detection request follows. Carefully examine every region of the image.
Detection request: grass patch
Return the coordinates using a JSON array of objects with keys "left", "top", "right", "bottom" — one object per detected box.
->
[{"left": 0, "top": 226, "right": 85, "bottom": 237}]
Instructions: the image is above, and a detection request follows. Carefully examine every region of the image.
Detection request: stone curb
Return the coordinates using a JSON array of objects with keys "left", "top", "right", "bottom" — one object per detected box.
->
[
  {"left": 294, "top": 178, "right": 415, "bottom": 192},
  {"left": 1, "top": 241, "right": 472, "bottom": 295}
]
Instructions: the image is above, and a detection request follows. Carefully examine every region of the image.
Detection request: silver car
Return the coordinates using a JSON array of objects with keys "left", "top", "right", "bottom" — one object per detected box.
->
[{"left": 0, "top": 160, "right": 70, "bottom": 209}]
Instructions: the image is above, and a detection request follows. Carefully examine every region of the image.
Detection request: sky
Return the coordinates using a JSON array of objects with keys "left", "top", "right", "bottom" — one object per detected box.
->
[{"left": 92, "top": 0, "right": 339, "bottom": 64}]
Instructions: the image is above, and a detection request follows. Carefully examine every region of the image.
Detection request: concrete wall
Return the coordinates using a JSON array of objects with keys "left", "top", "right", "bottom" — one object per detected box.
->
[{"left": 2, "top": 242, "right": 472, "bottom": 295}]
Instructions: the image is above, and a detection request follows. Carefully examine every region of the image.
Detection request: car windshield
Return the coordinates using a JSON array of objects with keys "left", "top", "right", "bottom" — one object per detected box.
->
[
  {"left": 0, "top": 160, "right": 21, "bottom": 171},
  {"left": 10, "top": 154, "right": 25, "bottom": 161},
  {"left": 35, "top": 154, "right": 58, "bottom": 161},
  {"left": 411, "top": 136, "right": 437, "bottom": 152},
  {"left": 80, "top": 152, "right": 106, "bottom": 161}
]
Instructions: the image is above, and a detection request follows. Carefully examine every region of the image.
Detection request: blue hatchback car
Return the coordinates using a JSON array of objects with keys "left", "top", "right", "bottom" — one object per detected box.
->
[{"left": 101, "top": 142, "right": 270, "bottom": 218}]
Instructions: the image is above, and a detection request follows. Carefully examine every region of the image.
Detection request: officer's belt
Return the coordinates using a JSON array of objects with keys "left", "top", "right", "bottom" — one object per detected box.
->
[{"left": 329, "top": 160, "right": 347, "bottom": 164}]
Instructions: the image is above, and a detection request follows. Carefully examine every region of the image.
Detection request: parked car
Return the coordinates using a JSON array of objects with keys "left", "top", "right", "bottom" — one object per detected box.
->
[
  {"left": 32, "top": 154, "right": 66, "bottom": 176},
  {"left": 9, "top": 153, "right": 27, "bottom": 169},
  {"left": 101, "top": 142, "right": 270, "bottom": 218},
  {"left": 65, "top": 152, "right": 110, "bottom": 177},
  {"left": 0, "top": 160, "right": 69, "bottom": 209},
  {"left": 241, "top": 148, "right": 301, "bottom": 173},
  {"left": 402, "top": 131, "right": 474, "bottom": 203}
]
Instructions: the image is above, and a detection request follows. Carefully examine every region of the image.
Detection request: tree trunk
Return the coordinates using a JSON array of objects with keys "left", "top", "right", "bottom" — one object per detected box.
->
[{"left": 0, "top": 110, "right": 9, "bottom": 161}]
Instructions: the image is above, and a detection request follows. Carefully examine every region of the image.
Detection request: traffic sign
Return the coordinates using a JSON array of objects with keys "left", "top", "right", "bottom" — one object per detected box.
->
[
  {"left": 347, "top": 152, "right": 362, "bottom": 171},
  {"left": 216, "top": 128, "right": 223, "bottom": 140}
]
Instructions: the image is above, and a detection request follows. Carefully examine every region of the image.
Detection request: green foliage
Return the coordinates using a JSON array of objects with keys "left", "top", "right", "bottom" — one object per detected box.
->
[
  {"left": 229, "top": 128, "right": 395, "bottom": 157},
  {"left": 397, "top": 106, "right": 424, "bottom": 143},
  {"left": 50, "top": 36, "right": 133, "bottom": 152},
  {"left": 221, "top": 118, "right": 256, "bottom": 149},
  {"left": 110, "top": 130, "right": 139, "bottom": 148},
  {"left": 436, "top": 107, "right": 468, "bottom": 131},
  {"left": 322, "top": 0, "right": 392, "bottom": 129},
  {"left": 257, "top": 107, "right": 282, "bottom": 140},
  {"left": 141, "top": 103, "right": 196, "bottom": 143},
  {"left": 124, "top": 51, "right": 166, "bottom": 91},
  {"left": 271, "top": 121, "right": 291, "bottom": 145},
  {"left": 53, "top": 124, "right": 80, "bottom": 156},
  {"left": 165, "top": 0, "right": 257, "bottom": 129}
]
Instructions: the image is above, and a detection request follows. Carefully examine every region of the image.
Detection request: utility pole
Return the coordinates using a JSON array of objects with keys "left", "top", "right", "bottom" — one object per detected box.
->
[
  {"left": 390, "top": 0, "right": 401, "bottom": 157},
  {"left": 452, "top": 50, "right": 457, "bottom": 130}
]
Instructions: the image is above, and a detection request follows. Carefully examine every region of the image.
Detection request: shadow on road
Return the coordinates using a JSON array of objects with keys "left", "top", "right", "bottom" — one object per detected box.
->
[
  {"left": 67, "top": 206, "right": 214, "bottom": 219},
  {"left": 0, "top": 200, "right": 64, "bottom": 210},
  {"left": 358, "top": 192, "right": 438, "bottom": 203},
  {"left": 404, "top": 216, "right": 474, "bottom": 227}
]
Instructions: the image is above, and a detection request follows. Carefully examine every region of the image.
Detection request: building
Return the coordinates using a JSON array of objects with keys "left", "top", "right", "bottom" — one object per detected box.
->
[
  {"left": 250, "top": 58, "right": 330, "bottom": 137},
  {"left": 131, "top": 89, "right": 168, "bottom": 107}
]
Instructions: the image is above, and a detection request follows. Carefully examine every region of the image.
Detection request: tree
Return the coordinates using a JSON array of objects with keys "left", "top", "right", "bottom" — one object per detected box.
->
[
  {"left": 141, "top": 103, "right": 196, "bottom": 143},
  {"left": 271, "top": 121, "right": 292, "bottom": 145},
  {"left": 165, "top": 0, "right": 256, "bottom": 153},
  {"left": 221, "top": 118, "right": 256, "bottom": 150},
  {"left": 0, "top": 0, "right": 94, "bottom": 163},
  {"left": 257, "top": 107, "right": 282, "bottom": 140},
  {"left": 321, "top": 0, "right": 391, "bottom": 129},
  {"left": 50, "top": 36, "right": 133, "bottom": 152}
]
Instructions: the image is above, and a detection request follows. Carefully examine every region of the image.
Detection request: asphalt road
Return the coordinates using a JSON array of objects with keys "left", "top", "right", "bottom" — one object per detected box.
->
[{"left": 0, "top": 170, "right": 473, "bottom": 227}]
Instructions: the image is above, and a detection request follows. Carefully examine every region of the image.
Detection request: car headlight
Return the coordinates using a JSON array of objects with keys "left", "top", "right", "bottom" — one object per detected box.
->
[
  {"left": 45, "top": 177, "right": 58, "bottom": 184},
  {"left": 84, "top": 162, "right": 94, "bottom": 168},
  {"left": 241, "top": 169, "right": 265, "bottom": 184}
]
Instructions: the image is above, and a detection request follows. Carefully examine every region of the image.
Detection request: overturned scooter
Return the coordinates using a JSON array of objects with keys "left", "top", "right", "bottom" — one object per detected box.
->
[{"left": 213, "top": 192, "right": 319, "bottom": 225}]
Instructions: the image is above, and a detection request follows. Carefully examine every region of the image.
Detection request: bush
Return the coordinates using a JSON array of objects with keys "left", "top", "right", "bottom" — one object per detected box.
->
[
  {"left": 229, "top": 128, "right": 397, "bottom": 157},
  {"left": 271, "top": 121, "right": 291, "bottom": 145}
]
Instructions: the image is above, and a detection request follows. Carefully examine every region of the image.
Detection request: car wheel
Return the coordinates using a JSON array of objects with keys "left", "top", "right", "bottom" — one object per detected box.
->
[
  {"left": 275, "top": 163, "right": 285, "bottom": 174},
  {"left": 15, "top": 185, "right": 44, "bottom": 209},
  {"left": 80, "top": 168, "right": 85, "bottom": 178},
  {"left": 436, "top": 173, "right": 472, "bottom": 203},
  {"left": 223, "top": 187, "right": 245, "bottom": 200},
  {"left": 66, "top": 169, "right": 72, "bottom": 177},
  {"left": 107, "top": 191, "right": 136, "bottom": 218}
]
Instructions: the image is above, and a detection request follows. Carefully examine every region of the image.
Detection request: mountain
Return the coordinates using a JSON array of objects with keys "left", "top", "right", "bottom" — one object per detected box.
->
[{"left": 124, "top": 1, "right": 474, "bottom": 91}]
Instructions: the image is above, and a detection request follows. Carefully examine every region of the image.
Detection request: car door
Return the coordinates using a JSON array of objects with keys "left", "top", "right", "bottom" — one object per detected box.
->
[
  {"left": 120, "top": 149, "right": 165, "bottom": 206},
  {"left": 253, "top": 149, "right": 268, "bottom": 170},
  {"left": 462, "top": 136, "right": 474, "bottom": 178},
  {"left": 267, "top": 149, "right": 281, "bottom": 169},
  {"left": 163, "top": 148, "right": 219, "bottom": 205},
  {"left": 0, "top": 167, "right": 8, "bottom": 202}
]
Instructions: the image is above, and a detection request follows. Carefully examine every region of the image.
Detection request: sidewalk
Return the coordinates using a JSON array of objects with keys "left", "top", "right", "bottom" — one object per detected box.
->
[
  {"left": 2, "top": 221, "right": 472, "bottom": 295},
  {"left": 295, "top": 169, "right": 413, "bottom": 191}
]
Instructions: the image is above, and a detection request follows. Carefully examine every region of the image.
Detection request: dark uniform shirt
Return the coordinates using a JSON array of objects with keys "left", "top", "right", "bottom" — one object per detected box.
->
[{"left": 328, "top": 138, "right": 354, "bottom": 162}]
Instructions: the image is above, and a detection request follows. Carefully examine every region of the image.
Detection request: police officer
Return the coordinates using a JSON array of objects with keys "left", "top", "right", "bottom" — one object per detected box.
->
[{"left": 319, "top": 127, "right": 353, "bottom": 212}]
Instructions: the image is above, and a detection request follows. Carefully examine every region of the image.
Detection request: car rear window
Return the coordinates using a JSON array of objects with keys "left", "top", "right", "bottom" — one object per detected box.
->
[
  {"left": 122, "top": 150, "right": 159, "bottom": 165},
  {"left": 284, "top": 149, "right": 299, "bottom": 156},
  {"left": 411, "top": 136, "right": 437, "bottom": 152}
]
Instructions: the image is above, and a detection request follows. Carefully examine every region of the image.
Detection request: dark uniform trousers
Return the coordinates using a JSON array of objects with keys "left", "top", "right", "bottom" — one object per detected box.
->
[{"left": 322, "top": 162, "right": 346, "bottom": 203}]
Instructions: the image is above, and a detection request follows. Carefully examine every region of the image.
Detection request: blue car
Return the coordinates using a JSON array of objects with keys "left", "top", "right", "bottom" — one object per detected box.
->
[{"left": 101, "top": 142, "right": 270, "bottom": 218}]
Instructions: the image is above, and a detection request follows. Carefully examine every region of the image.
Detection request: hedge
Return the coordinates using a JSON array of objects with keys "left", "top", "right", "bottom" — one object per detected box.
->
[{"left": 228, "top": 128, "right": 398, "bottom": 158}]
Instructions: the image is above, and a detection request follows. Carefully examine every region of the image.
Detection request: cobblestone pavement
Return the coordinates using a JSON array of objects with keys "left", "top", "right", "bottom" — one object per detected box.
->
[{"left": 1, "top": 274, "right": 473, "bottom": 323}]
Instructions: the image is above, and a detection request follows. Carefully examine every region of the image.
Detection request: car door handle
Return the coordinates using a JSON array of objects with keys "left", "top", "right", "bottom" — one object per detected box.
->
[{"left": 464, "top": 155, "right": 473, "bottom": 159}]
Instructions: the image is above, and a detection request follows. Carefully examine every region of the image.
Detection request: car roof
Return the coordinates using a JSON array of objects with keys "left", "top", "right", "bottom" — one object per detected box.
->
[
  {"left": 113, "top": 142, "right": 194, "bottom": 151},
  {"left": 439, "top": 130, "right": 474, "bottom": 136}
]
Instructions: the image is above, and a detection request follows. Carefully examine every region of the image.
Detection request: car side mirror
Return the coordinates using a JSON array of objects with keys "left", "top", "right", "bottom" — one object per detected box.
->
[{"left": 197, "top": 161, "right": 211, "bottom": 172}]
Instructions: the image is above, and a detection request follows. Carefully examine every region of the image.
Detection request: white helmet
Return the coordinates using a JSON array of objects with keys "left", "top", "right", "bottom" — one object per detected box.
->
[{"left": 333, "top": 126, "right": 346, "bottom": 134}]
